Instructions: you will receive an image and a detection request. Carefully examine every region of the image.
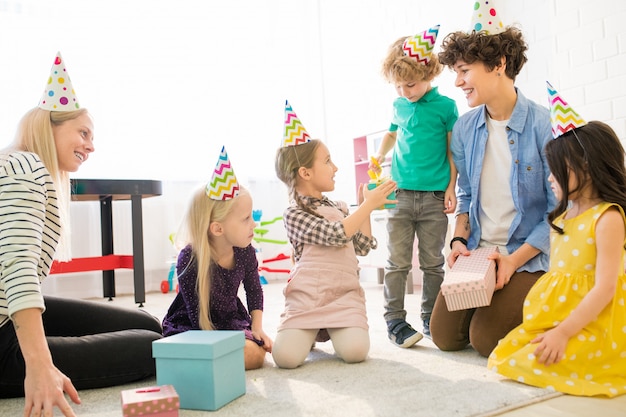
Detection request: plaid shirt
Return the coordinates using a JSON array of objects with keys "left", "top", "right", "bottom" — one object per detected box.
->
[{"left": 283, "top": 195, "right": 377, "bottom": 262}]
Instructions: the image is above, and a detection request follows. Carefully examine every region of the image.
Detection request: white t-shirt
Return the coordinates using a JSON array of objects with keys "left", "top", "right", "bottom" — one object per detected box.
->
[{"left": 478, "top": 116, "right": 516, "bottom": 253}]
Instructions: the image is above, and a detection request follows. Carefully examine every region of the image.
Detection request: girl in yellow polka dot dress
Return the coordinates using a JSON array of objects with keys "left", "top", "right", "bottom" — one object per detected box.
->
[{"left": 488, "top": 96, "right": 626, "bottom": 396}]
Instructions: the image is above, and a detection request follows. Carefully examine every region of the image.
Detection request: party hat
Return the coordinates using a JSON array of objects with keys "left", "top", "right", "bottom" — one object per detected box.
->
[
  {"left": 206, "top": 146, "right": 240, "bottom": 200},
  {"left": 283, "top": 100, "right": 311, "bottom": 147},
  {"left": 546, "top": 81, "right": 586, "bottom": 138},
  {"left": 471, "top": 1, "right": 505, "bottom": 35},
  {"left": 38, "top": 52, "right": 81, "bottom": 111},
  {"left": 403, "top": 25, "right": 440, "bottom": 65}
]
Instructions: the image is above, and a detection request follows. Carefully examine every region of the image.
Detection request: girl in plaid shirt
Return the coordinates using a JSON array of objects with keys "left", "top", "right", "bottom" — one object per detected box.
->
[{"left": 272, "top": 139, "right": 396, "bottom": 368}]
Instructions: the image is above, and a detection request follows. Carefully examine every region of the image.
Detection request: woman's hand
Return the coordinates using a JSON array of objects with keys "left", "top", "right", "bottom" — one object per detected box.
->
[
  {"left": 447, "top": 241, "right": 469, "bottom": 268},
  {"left": 23, "top": 363, "right": 80, "bottom": 417},
  {"left": 489, "top": 252, "right": 516, "bottom": 290},
  {"left": 13, "top": 309, "right": 80, "bottom": 417}
]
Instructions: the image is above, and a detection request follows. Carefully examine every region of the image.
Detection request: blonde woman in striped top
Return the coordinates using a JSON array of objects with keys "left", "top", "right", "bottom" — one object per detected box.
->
[{"left": 0, "top": 55, "right": 162, "bottom": 417}]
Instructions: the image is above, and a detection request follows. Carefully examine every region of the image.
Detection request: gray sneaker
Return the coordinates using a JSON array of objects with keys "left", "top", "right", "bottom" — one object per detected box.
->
[
  {"left": 387, "top": 319, "right": 423, "bottom": 348},
  {"left": 422, "top": 319, "right": 431, "bottom": 339}
]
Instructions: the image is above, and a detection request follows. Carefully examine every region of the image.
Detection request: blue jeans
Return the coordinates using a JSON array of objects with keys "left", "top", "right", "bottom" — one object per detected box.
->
[{"left": 383, "top": 189, "right": 448, "bottom": 324}]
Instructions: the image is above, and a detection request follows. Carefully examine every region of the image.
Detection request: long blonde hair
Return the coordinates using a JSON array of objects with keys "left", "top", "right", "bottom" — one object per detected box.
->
[
  {"left": 175, "top": 184, "right": 250, "bottom": 330},
  {"left": 7, "top": 107, "right": 90, "bottom": 261}
]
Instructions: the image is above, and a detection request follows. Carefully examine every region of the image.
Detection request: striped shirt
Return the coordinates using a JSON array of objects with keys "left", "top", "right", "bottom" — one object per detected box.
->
[
  {"left": 283, "top": 195, "right": 376, "bottom": 262},
  {"left": 0, "top": 151, "right": 60, "bottom": 329}
]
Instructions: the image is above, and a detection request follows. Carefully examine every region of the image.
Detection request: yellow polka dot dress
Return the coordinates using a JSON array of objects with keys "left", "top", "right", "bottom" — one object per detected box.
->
[{"left": 488, "top": 202, "right": 626, "bottom": 397}]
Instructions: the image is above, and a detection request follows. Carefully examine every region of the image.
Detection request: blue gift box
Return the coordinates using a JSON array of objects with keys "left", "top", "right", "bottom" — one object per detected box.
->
[{"left": 152, "top": 330, "right": 245, "bottom": 411}]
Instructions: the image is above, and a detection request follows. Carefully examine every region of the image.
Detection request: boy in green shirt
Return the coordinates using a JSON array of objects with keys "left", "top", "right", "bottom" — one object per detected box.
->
[{"left": 371, "top": 25, "right": 458, "bottom": 347}]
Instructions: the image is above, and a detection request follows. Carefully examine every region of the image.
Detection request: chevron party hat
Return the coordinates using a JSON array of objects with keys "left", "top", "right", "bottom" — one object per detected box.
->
[
  {"left": 39, "top": 52, "right": 81, "bottom": 111},
  {"left": 471, "top": 0, "right": 505, "bottom": 35},
  {"left": 403, "top": 25, "right": 440, "bottom": 65},
  {"left": 206, "top": 146, "right": 240, "bottom": 200},
  {"left": 546, "top": 81, "right": 586, "bottom": 138},
  {"left": 283, "top": 100, "right": 311, "bottom": 147}
]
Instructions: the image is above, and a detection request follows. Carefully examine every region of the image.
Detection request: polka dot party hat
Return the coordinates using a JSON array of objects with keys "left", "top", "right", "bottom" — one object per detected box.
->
[
  {"left": 38, "top": 52, "right": 81, "bottom": 111},
  {"left": 403, "top": 25, "right": 440, "bottom": 65},
  {"left": 283, "top": 100, "right": 311, "bottom": 147},
  {"left": 471, "top": 0, "right": 505, "bottom": 35},
  {"left": 546, "top": 81, "right": 586, "bottom": 139},
  {"left": 206, "top": 146, "right": 240, "bottom": 200}
]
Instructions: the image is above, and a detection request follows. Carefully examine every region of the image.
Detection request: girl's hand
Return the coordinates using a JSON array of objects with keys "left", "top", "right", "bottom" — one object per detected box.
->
[
  {"left": 531, "top": 328, "right": 569, "bottom": 366},
  {"left": 490, "top": 252, "right": 515, "bottom": 290},
  {"left": 23, "top": 364, "right": 80, "bottom": 417},
  {"left": 252, "top": 329, "right": 273, "bottom": 353},
  {"left": 357, "top": 183, "right": 365, "bottom": 205},
  {"left": 362, "top": 179, "right": 397, "bottom": 210}
]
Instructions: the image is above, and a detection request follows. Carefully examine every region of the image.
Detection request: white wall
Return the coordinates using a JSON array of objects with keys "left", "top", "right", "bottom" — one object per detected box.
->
[
  {"left": 2, "top": 0, "right": 625, "bottom": 298},
  {"left": 550, "top": 0, "right": 626, "bottom": 139}
]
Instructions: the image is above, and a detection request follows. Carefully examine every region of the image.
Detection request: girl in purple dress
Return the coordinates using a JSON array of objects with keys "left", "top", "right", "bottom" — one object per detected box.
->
[{"left": 162, "top": 147, "right": 273, "bottom": 370}]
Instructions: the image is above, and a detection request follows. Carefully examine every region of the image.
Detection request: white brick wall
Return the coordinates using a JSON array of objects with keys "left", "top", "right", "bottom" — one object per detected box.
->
[{"left": 492, "top": 0, "right": 626, "bottom": 140}]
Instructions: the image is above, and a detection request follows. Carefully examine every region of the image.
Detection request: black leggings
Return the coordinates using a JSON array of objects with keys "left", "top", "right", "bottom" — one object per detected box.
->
[{"left": 0, "top": 296, "right": 163, "bottom": 398}]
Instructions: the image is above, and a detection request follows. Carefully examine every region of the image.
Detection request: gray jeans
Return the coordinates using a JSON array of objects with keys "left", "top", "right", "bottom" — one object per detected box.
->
[{"left": 383, "top": 189, "right": 448, "bottom": 324}]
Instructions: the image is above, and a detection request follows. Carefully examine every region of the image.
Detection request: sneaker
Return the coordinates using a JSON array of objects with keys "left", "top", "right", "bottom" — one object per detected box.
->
[
  {"left": 422, "top": 319, "right": 431, "bottom": 338},
  {"left": 387, "top": 319, "right": 423, "bottom": 348}
]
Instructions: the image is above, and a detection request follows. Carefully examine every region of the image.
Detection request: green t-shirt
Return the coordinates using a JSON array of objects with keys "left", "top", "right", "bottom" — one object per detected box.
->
[{"left": 389, "top": 87, "right": 458, "bottom": 191}]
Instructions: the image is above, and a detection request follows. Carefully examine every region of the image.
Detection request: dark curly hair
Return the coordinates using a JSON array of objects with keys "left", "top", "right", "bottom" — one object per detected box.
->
[
  {"left": 544, "top": 121, "right": 626, "bottom": 235},
  {"left": 437, "top": 26, "right": 528, "bottom": 80}
]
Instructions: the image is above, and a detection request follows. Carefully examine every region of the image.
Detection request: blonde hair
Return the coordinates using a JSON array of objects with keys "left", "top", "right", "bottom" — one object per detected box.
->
[
  {"left": 274, "top": 139, "right": 322, "bottom": 217},
  {"left": 8, "top": 107, "right": 90, "bottom": 261},
  {"left": 175, "top": 184, "right": 250, "bottom": 331},
  {"left": 381, "top": 36, "right": 443, "bottom": 84}
]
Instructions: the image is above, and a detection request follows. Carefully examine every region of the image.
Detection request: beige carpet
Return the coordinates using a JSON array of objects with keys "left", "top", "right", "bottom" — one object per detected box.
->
[{"left": 0, "top": 280, "right": 561, "bottom": 416}]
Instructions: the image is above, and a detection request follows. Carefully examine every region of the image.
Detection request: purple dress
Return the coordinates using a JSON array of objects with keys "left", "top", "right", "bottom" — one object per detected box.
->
[{"left": 162, "top": 244, "right": 264, "bottom": 343}]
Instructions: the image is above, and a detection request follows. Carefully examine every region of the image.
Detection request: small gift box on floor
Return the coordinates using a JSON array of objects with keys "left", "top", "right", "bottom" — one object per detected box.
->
[
  {"left": 121, "top": 385, "right": 179, "bottom": 417},
  {"left": 152, "top": 330, "right": 245, "bottom": 411},
  {"left": 442, "top": 246, "right": 499, "bottom": 311}
]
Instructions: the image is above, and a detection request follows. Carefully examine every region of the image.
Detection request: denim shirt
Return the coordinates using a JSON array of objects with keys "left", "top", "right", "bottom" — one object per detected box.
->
[{"left": 451, "top": 88, "right": 557, "bottom": 273}]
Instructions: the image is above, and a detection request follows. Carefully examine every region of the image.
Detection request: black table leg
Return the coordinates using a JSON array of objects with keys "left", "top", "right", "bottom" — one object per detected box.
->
[
  {"left": 131, "top": 195, "right": 146, "bottom": 307},
  {"left": 99, "top": 196, "right": 115, "bottom": 300}
]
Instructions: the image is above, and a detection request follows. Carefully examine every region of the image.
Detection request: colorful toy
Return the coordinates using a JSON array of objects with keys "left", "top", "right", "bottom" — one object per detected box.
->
[
  {"left": 259, "top": 253, "right": 291, "bottom": 274},
  {"left": 252, "top": 210, "right": 290, "bottom": 283},
  {"left": 368, "top": 156, "right": 382, "bottom": 180},
  {"left": 367, "top": 156, "right": 396, "bottom": 210},
  {"left": 161, "top": 233, "right": 179, "bottom": 294}
]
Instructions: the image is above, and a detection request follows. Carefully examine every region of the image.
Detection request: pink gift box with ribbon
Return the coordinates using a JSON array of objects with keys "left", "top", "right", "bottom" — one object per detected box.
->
[
  {"left": 442, "top": 246, "right": 499, "bottom": 311},
  {"left": 121, "top": 385, "right": 180, "bottom": 417}
]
